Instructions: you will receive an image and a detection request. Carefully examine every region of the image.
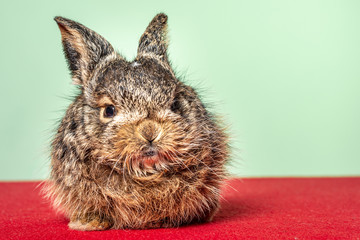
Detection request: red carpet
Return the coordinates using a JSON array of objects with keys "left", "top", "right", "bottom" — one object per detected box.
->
[{"left": 0, "top": 178, "right": 359, "bottom": 239}]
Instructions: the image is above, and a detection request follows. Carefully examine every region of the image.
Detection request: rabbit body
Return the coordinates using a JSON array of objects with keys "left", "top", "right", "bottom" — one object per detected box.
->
[{"left": 45, "top": 13, "right": 228, "bottom": 230}]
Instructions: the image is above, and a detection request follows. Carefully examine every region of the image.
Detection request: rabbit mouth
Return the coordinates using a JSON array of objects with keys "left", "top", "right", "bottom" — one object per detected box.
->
[
  {"left": 141, "top": 155, "right": 161, "bottom": 169},
  {"left": 140, "top": 148, "right": 160, "bottom": 168},
  {"left": 129, "top": 149, "right": 175, "bottom": 175},
  {"left": 135, "top": 152, "right": 165, "bottom": 169}
]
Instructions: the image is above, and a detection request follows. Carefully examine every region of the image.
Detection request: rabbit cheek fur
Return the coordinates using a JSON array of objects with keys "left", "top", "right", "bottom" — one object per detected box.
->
[{"left": 44, "top": 13, "right": 229, "bottom": 230}]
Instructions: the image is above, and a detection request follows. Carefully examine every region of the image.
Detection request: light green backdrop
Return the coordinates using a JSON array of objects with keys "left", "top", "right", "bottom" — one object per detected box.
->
[{"left": 1, "top": 0, "right": 359, "bottom": 180}]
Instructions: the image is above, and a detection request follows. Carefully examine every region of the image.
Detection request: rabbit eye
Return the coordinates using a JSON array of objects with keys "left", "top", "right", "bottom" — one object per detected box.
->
[
  {"left": 170, "top": 99, "right": 181, "bottom": 112},
  {"left": 104, "top": 105, "right": 116, "bottom": 118}
]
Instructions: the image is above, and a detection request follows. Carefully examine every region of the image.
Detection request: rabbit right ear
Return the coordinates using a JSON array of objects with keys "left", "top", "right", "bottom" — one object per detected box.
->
[{"left": 54, "top": 17, "right": 118, "bottom": 86}]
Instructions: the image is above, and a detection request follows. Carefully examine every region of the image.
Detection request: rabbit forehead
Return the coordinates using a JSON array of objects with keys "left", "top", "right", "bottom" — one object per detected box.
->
[{"left": 91, "top": 59, "right": 177, "bottom": 107}]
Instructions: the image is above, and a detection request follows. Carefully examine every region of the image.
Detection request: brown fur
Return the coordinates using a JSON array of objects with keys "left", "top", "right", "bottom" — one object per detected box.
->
[{"left": 43, "top": 13, "right": 229, "bottom": 230}]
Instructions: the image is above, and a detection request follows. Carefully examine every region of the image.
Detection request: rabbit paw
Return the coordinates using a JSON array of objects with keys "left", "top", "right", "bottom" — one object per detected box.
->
[{"left": 69, "top": 215, "right": 112, "bottom": 231}]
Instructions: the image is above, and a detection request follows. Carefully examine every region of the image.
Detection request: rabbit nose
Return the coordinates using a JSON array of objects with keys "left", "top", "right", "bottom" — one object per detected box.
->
[
  {"left": 137, "top": 120, "right": 161, "bottom": 144},
  {"left": 142, "top": 131, "right": 158, "bottom": 143}
]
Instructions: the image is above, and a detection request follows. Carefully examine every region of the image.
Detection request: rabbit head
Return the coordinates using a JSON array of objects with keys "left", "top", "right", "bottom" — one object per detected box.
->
[{"left": 53, "top": 14, "right": 228, "bottom": 179}]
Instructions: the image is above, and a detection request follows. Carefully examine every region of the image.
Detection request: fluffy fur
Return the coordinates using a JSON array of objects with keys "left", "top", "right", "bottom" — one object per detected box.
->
[{"left": 44, "top": 13, "right": 229, "bottom": 230}]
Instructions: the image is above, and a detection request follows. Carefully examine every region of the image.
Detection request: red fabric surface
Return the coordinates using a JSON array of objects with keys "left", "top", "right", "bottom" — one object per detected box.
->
[{"left": 0, "top": 178, "right": 359, "bottom": 240}]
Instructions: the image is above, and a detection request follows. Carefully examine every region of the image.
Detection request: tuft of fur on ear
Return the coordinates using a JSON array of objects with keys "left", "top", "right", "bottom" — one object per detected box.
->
[
  {"left": 54, "top": 16, "right": 118, "bottom": 86},
  {"left": 137, "top": 13, "right": 169, "bottom": 63}
]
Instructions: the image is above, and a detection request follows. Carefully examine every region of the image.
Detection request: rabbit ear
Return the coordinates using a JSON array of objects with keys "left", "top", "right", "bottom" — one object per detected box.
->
[
  {"left": 54, "top": 17, "right": 118, "bottom": 86},
  {"left": 137, "top": 13, "right": 169, "bottom": 63}
]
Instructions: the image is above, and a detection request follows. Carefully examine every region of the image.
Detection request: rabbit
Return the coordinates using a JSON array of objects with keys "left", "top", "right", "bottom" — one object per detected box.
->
[{"left": 44, "top": 13, "right": 229, "bottom": 231}]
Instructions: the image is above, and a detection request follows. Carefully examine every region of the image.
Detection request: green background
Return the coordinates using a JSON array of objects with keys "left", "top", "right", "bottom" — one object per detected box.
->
[{"left": 1, "top": 0, "right": 359, "bottom": 180}]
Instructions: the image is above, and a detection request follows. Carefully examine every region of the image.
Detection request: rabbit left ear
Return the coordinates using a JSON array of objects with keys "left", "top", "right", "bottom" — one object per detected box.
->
[
  {"left": 54, "top": 17, "right": 118, "bottom": 86},
  {"left": 137, "top": 13, "right": 169, "bottom": 63}
]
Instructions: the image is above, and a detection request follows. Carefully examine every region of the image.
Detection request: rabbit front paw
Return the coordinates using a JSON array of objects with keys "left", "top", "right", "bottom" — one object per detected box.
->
[{"left": 69, "top": 215, "right": 112, "bottom": 231}]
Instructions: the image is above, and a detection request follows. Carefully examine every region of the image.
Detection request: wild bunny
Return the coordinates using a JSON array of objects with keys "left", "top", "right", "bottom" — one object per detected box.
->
[{"left": 44, "top": 13, "right": 229, "bottom": 230}]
